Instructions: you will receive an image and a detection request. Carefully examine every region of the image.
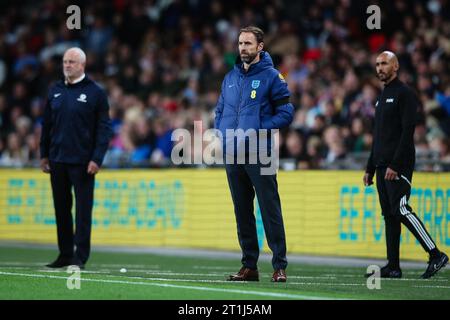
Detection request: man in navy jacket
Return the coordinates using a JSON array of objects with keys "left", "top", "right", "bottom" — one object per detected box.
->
[
  {"left": 215, "top": 26, "right": 294, "bottom": 282},
  {"left": 40, "top": 47, "right": 112, "bottom": 269}
]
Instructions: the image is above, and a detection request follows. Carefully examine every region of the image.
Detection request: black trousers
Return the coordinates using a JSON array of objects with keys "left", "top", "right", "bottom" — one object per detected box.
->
[
  {"left": 225, "top": 163, "right": 287, "bottom": 270},
  {"left": 49, "top": 161, "right": 95, "bottom": 264},
  {"left": 376, "top": 167, "right": 437, "bottom": 268}
]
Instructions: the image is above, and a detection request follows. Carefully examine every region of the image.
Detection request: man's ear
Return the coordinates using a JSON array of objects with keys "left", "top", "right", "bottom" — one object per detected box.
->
[
  {"left": 393, "top": 62, "right": 399, "bottom": 72},
  {"left": 257, "top": 42, "right": 264, "bottom": 51}
]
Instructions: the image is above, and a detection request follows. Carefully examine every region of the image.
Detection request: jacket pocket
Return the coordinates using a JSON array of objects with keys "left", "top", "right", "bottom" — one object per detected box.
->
[
  {"left": 218, "top": 104, "right": 237, "bottom": 131},
  {"left": 238, "top": 103, "right": 261, "bottom": 131}
]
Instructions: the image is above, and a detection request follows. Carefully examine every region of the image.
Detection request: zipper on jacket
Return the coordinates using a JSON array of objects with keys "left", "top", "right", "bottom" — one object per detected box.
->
[{"left": 236, "top": 73, "right": 246, "bottom": 128}]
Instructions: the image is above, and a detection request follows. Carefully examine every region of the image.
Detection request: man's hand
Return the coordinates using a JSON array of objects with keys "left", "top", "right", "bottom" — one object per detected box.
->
[
  {"left": 385, "top": 167, "right": 398, "bottom": 181},
  {"left": 87, "top": 161, "right": 100, "bottom": 175},
  {"left": 40, "top": 158, "right": 51, "bottom": 173},
  {"left": 363, "top": 172, "right": 374, "bottom": 186}
]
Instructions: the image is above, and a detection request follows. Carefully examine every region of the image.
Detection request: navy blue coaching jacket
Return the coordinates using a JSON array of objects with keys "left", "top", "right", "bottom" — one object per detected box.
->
[
  {"left": 214, "top": 51, "right": 294, "bottom": 153},
  {"left": 40, "top": 76, "right": 113, "bottom": 166}
]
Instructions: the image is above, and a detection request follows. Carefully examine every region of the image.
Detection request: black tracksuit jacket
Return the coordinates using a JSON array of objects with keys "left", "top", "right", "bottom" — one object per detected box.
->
[
  {"left": 366, "top": 77, "right": 419, "bottom": 175},
  {"left": 40, "top": 76, "right": 113, "bottom": 166}
]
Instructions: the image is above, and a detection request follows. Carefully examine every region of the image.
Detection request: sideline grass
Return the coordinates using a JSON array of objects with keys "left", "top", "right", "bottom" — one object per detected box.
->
[{"left": 0, "top": 246, "right": 449, "bottom": 300}]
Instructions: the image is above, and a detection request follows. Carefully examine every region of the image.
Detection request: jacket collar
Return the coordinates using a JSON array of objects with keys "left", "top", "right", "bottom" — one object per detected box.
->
[
  {"left": 384, "top": 76, "right": 400, "bottom": 88},
  {"left": 65, "top": 73, "right": 85, "bottom": 85},
  {"left": 61, "top": 74, "right": 90, "bottom": 87},
  {"left": 234, "top": 51, "right": 274, "bottom": 76}
]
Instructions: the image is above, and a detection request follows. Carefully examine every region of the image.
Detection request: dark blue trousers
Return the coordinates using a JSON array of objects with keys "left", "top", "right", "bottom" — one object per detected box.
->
[
  {"left": 225, "top": 163, "right": 288, "bottom": 270},
  {"left": 49, "top": 161, "right": 95, "bottom": 264}
]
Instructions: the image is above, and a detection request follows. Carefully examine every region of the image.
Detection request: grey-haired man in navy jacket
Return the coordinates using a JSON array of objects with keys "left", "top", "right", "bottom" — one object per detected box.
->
[{"left": 40, "top": 47, "right": 112, "bottom": 269}]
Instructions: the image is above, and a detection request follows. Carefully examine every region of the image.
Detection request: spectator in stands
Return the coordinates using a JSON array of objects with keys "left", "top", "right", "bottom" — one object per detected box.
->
[
  {"left": 284, "top": 129, "right": 310, "bottom": 169},
  {"left": 323, "top": 125, "right": 347, "bottom": 164},
  {"left": 0, "top": 133, "right": 28, "bottom": 167},
  {"left": 0, "top": 0, "right": 449, "bottom": 170}
]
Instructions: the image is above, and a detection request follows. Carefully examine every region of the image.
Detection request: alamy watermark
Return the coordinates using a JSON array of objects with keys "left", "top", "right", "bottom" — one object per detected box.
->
[
  {"left": 171, "top": 121, "right": 279, "bottom": 175},
  {"left": 366, "top": 5, "right": 381, "bottom": 30},
  {"left": 66, "top": 5, "right": 81, "bottom": 30},
  {"left": 66, "top": 265, "right": 81, "bottom": 290},
  {"left": 366, "top": 265, "right": 381, "bottom": 290}
]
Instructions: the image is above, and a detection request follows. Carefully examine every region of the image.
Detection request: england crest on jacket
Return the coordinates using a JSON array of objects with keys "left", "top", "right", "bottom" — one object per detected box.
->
[{"left": 251, "top": 80, "right": 260, "bottom": 89}]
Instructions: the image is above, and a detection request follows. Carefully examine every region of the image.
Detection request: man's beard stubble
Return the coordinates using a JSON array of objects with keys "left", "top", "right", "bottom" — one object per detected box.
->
[
  {"left": 241, "top": 52, "right": 258, "bottom": 64},
  {"left": 378, "top": 72, "right": 389, "bottom": 82}
]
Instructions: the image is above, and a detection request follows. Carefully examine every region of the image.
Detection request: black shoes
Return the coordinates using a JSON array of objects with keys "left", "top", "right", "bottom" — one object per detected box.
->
[
  {"left": 365, "top": 252, "right": 448, "bottom": 280},
  {"left": 421, "top": 252, "right": 448, "bottom": 279},
  {"left": 46, "top": 256, "right": 85, "bottom": 269},
  {"left": 365, "top": 265, "right": 402, "bottom": 278},
  {"left": 46, "top": 256, "right": 72, "bottom": 268}
]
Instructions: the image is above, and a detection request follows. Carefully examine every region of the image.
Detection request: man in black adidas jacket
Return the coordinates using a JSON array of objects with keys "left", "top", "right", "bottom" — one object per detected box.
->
[
  {"left": 364, "top": 51, "right": 448, "bottom": 279},
  {"left": 40, "top": 47, "right": 112, "bottom": 269}
]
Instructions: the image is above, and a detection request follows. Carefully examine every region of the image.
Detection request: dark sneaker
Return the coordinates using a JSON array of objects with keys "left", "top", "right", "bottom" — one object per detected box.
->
[
  {"left": 271, "top": 269, "right": 287, "bottom": 282},
  {"left": 228, "top": 267, "right": 259, "bottom": 281},
  {"left": 421, "top": 252, "right": 448, "bottom": 279},
  {"left": 365, "top": 265, "right": 402, "bottom": 278},
  {"left": 46, "top": 256, "right": 73, "bottom": 268},
  {"left": 46, "top": 256, "right": 85, "bottom": 269}
]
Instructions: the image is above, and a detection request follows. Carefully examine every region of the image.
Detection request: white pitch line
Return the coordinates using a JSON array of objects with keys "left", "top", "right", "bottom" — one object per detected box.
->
[
  {"left": 286, "top": 276, "right": 337, "bottom": 280},
  {"left": 6, "top": 266, "right": 447, "bottom": 282},
  {"left": 413, "top": 285, "right": 450, "bottom": 289},
  {"left": 90, "top": 264, "right": 160, "bottom": 269},
  {"left": 382, "top": 278, "right": 449, "bottom": 282},
  {"left": 0, "top": 262, "right": 159, "bottom": 269},
  {"left": 131, "top": 271, "right": 226, "bottom": 277},
  {"left": 0, "top": 271, "right": 346, "bottom": 300},
  {"left": 36, "top": 269, "right": 109, "bottom": 275},
  {"left": 0, "top": 262, "right": 49, "bottom": 266},
  {"left": 100, "top": 275, "right": 364, "bottom": 287},
  {"left": 0, "top": 266, "right": 339, "bottom": 280},
  {"left": 193, "top": 266, "right": 232, "bottom": 270},
  {"left": 47, "top": 272, "right": 450, "bottom": 283},
  {"left": 75, "top": 273, "right": 345, "bottom": 286},
  {"left": 106, "top": 271, "right": 338, "bottom": 280},
  {"left": 321, "top": 274, "right": 449, "bottom": 282},
  {"left": 99, "top": 271, "right": 339, "bottom": 281},
  {"left": 289, "top": 282, "right": 364, "bottom": 286},
  {"left": 105, "top": 275, "right": 232, "bottom": 284},
  {"left": 4, "top": 271, "right": 351, "bottom": 285},
  {"left": 1, "top": 265, "right": 446, "bottom": 282}
]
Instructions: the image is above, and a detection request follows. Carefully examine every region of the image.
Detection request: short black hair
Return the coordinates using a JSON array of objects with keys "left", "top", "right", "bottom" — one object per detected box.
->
[{"left": 239, "top": 26, "right": 264, "bottom": 44}]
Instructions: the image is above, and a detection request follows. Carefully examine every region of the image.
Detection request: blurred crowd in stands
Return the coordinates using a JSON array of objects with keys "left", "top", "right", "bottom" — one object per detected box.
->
[{"left": 0, "top": 0, "right": 449, "bottom": 170}]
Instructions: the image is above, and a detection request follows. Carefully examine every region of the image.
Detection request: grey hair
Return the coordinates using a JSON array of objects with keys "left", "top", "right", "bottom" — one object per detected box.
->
[{"left": 65, "top": 47, "right": 86, "bottom": 64}]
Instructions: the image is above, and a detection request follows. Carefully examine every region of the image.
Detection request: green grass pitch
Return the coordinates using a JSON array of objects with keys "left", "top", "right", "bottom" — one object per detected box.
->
[{"left": 0, "top": 246, "right": 449, "bottom": 300}]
